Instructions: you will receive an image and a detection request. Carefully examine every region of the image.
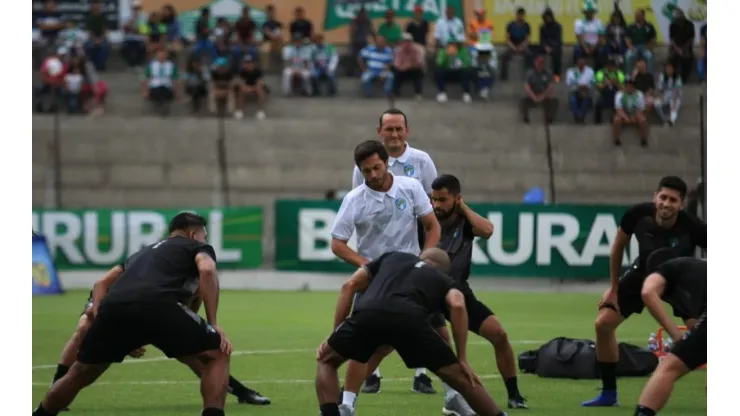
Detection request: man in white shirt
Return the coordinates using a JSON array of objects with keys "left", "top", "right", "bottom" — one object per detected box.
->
[
  {"left": 566, "top": 56, "right": 595, "bottom": 123},
  {"left": 282, "top": 34, "right": 313, "bottom": 96},
  {"left": 573, "top": 3, "right": 607, "bottom": 70},
  {"left": 434, "top": 6, "right": 466, "bottom": 48}
]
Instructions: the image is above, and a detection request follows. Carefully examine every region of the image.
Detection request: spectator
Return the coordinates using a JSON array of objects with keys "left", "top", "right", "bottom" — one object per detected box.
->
[
  {"left": 392, "top": 33, "right": 424, "bottom": 100},
  {"left": 121, "top": 0, "right": 147, "bottom": 68},
  {"left": 193, "top": 8, "right": 216, "bottom": 62},
  {"left": 63, "top": 60, "right": 85, "bottom": 113},
  {"left": 625, "top": 9, "right": 656, "bottom": 74},
  {"left": 37, "top": 1, "right": 64, "bottom": 50},
  {"left": 697, "top": 24, "right": 706, "bottom": 82},
  {"left": 468, "top": 8, "right": 494, "bottom": 47},
  {"left": 359, "top": 36, "right": 394, "bottom": 98},
  {"left": 161, "top": 4, "right": 183, "bottom": 53},
  {"left": 236, "top": 55, "right": 267, "bottom": 120},
  {"left": 378, "top": 10, "right": 403, "bottom": 46},
  {"left": 185, "top": 56, "right": 209, "bottom": 114},
  {"left": 538, "top": 8, "right": 563, "bottom": 82},
  {"left": 500, "top": 7, "right": 532, "bottom": 81},
  {"left": 142, "top": 12, "right": 167, "bottom": 57},
  {"left": 406, "top": 5, "right": 429, "bottom": 50},
  {"left": 654, "top": 61, "right": 683, "bottom": 126},
  {"left": 435, "top": 42, "right": 472, "bottom": 103},
  {"left": 434, "top": 6, "right": 466, "bottom": 48},
  {"left": 471, "top": 42, "right": 497, "bottom": 101},
  {"left": 261, "top": 5, "right": 284, "bottom": 71},
  {"left": 143, "top": 49, "right": 180, "bottom": 115},
  {"left": 604, "top": 11, "right": 627, "bottom": 64},
  {"left": 613, "top": 79, "right": 648, "bottom": 147},
  {"left": 311, "top": 33, "right": 339, "bottom": 96},
  {"left": 566, "top": 56, "right": 595, "bottom": 123},
  {"left": 594, "top": 59, "right": 624, "bottom": 124},
  {"left": 668, "top": 8, "right": 695, "bottom": 81},
  {"left": 209, "top": 57, "right": 235, "bottom": 115},
  {"left": 521, "top": 56, "right": 558, "bottom": 124},
  {"left": 290, "top": 7, "right": 313, "bottom": 40},
  {"left": 84, "top": 2, "right": 110, "bottom": 71},
  {"left": 573, "top": 3, "right": 607, "bottom": 70},
  {"left": 58, "top": 20, "right": 86, "bottom": 58},
  {"left": 282, "top": 34, "right": 312, "bottom": 96},
  {"left": 632, "top": 58, "right": 655, "bottom": 112},
  {"left": 36, "top": 47, "right": 68, "bottom": 113},
  {"left": 213, "top": 17, "right": 233, "bottom": 45},
  {"left": 235, "top": 6, "right": 257, "bottom": 46},
  {"left": 230, "top": 31, "right": 259, "bottom": 74},
  {"left": 349, "top": 8, "right": 375, "bottom": 77}
]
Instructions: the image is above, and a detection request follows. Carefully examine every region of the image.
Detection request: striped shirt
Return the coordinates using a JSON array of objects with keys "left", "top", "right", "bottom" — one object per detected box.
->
[
  {"left": 352, "top": 144, "right": 438, "bottom": 193},
  {"left": 360, "top": 45, "right": 394, "bottom": 73},
  {"left": 332, "top": 174, "right": 433, "bottom": 261}
]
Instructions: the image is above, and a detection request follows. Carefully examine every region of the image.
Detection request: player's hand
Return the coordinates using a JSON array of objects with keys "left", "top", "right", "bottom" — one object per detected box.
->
[
  {"left": 213, "top": 326, "right": 233, "bottom": 356},
  {"left": 599, "top": 287, "right": 619, "bottom": 313},
  {"left": 128, "top": 347, "right": 147, "bottom": 358},
  {"left": 316, "top": 339, "right": 331, "bottom": 362},
  {"left": 459, "top": 360, "right": 482, "bottom": 387}
]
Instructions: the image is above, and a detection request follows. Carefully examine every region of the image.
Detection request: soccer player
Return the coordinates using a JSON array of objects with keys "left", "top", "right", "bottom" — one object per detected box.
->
[
  {"left": 315, "top": 249, "right": 508, "bottom": 416},
  {"left": 48, "top": 264, "right": 270, "bottom": 408},
  {"left": 34, "top": 213, "right": 232, "bottom": 416},
  {"left": 350, "top": 108, "right": 440, "bottom": 394},
  {"left": 581, "top": 176, "right": 707, "bottom": 407},
  {"left": 431, "top": 174, "right": 528, "bottom": 410},
  {"left": 634, "top": 253, "right": 706, "bottom": 416}
]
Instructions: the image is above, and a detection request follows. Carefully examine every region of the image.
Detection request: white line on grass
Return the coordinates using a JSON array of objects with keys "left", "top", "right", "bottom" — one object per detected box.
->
[{"left": 32, "top": 338, "right": 642, "bottom": 371}]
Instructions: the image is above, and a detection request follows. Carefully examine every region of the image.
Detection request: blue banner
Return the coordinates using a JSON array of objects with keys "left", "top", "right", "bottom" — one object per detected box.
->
[{"left": 32, "top": 233, "right": 63, "bottom": 296}]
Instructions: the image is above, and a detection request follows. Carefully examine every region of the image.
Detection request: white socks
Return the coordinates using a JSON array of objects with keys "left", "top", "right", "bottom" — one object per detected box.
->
[
  {"left": 372, "top": 368, "right": 381, "bottom": 377},
  {"left": 415, "top": 368, "right": 427, "bottom": 377},
  {"left": 341, "top": 391, "right": 357, "bottom": 408},
  {"left": 442, "top": 382, "right": 459, "bottom": 401}
]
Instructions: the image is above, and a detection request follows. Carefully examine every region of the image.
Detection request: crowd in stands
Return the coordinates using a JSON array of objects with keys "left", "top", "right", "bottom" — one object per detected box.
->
[{"left": 34, "top": 0, "right": 706, "bottom": 135}]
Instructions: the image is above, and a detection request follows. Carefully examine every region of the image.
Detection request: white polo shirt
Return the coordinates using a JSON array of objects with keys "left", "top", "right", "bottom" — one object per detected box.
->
[
  {"left": 332, "top": 174, "right": 433, "bottom": 261},
  {"left": 352, "top": 144, "right": 438, "bottom": 193}
]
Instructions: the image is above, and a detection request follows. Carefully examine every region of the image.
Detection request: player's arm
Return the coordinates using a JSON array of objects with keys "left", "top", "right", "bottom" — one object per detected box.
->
[
  {"left": 413, "top": 180, "right": 441, "bottom": 248},
  {"left": 610, "top": 205, "right": 642, "bottom": 290},
  {"left": 195, "top": 248, "right": 219, "bottom": 326},
  {"left": 188, "top": 287, "right": 203, "bottom": 313},
  {"left": 641, "top": 273, "right": 682, "bottom": 341},
  {"left": 445, "top": 288, "right": 469, "bottom": 361},
  {"left": 90, "top": 264, "right": 124, "bottom": 317},
  {"left": 334, "top": 267, "right": 371, "bottom": 329},
  {"left": 330, "top": 195, "right": 369, "bottom": 267},
  {"left": 459, "top": 200, "right": 493, "bottom": 239}
]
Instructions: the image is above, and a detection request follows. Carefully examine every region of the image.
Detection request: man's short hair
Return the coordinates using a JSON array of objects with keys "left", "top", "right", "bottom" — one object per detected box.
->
[
  {"left": 354, "top": 140, "right": 389, "bottom": 167},
  {"left": 657, "top": 176, "right": 688, "bottom": 199},
  {"left": 378, "top": 108, "right": 408, "bottom": 127},
  {"left": 431, "top": 174, "right": 462, "bottom": 194},
  {"left": 168, "top": 212, "right": 208, "bottom": 234}
]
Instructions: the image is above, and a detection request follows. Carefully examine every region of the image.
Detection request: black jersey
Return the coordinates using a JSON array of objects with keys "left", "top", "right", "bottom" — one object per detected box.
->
[
  {"left": 655, "top": 257, "right": 707, "bottom": 319},
  {"left": 354, "top": 252, "right": 458, "bottom": 317},
  {"left": 101, "top": 236, "right": 216, "bottom": 307},
  {"left": 437, "top": 215, "right": 475, "bottom": 284},
  {"left": 620, "top": 203, "right": 706, "bottom": 272}
]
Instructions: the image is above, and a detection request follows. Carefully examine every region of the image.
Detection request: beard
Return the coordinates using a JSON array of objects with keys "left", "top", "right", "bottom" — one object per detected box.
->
[{"left": 435, "top": 201, "right": 458, "bottom": 221}]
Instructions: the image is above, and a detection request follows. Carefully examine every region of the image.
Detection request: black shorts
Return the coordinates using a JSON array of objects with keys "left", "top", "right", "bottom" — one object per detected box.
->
[
  {"left": 614, "top": 267, "right": 694, "bottom": 320},
  {"left": 328, "top": 310, "right": 458, "bottom": 372},
  {"left": 77, "top": 301, "right": 222, "bottom": 365},
  {"left": 462, "top": 287, "right": 495, "bottom": 334},
  {"left": 670, "top": 312, "right": 706, "bottom": 370}
]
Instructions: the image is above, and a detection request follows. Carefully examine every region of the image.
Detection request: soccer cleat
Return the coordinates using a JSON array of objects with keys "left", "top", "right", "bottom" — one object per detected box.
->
[
  {"left": 412, "top": 373, "right": 436, "bottom": 394},
  {"left": 360, "top": 374, "right": 381, "bottom": 394},
  {"left": 442, "top": 393, "right": 476, "bottom": 416},
  {"left": 508, "top": 395, "right": 529, "bottom": 409},
  {"left": 339, "top": 403, "right": 356, "bottom": 416},
  {"left": 237, "top": 388, "right": 271, "bottom": 405},
  {"left": 581, "top": 389, "right": 619, "bottom": 407}
]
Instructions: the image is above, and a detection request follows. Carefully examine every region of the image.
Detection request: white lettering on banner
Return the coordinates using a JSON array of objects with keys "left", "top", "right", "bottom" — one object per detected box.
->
[
  {"left": 84, "top": 212, "right": 126, "bottom": 264},
  {"left": 126, "top": 212, "right": 165, "bottom": 260},
  {"left": 487, "top": 213, "right": 535, "bottom": 266},
  {"left": 537, "top": 213, "right": 582, "bottom": 265},
  {"left": 208, "top": 211, "right": 241, "bottom": 262},
  {"left": 298, "top": 209, "right": 357, "bottom": 261},
  {"left": 335, "top": 0, "right": 441, "bottom": 19},
  {"left": 42, "top": 212, "right": 85, "bottom": 265},
  {"left": 582, "top": 214, "right": 618, "bottom": 265},
  {"left": 471, "top": 237, "right": 490, "bottom": 264}
]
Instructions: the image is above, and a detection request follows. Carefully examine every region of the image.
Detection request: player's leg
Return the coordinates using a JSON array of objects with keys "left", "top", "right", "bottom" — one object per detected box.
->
[
  {"left": 634, "top": 313, "right": 706, "bottom": 416},
  {"left": 51, "top": 311, "right": 92, "bottom": 388},
  {"left": 433, "top": 319, "right": 477, "bottom": 416},
  {"left": 410, "top": 221, "right": 436, "bottom": 393},
  {"left": 176, "top": 355, "right": 271, "bottom": 405},
  {"left": 582, "top": 270, "right": 643, "bottom": 407},
  {"left": 436, "top": 364, "right": 508, "bottom": 416},
  {"left": 345, "top": 346, "right": 390, "bottom": 395}
]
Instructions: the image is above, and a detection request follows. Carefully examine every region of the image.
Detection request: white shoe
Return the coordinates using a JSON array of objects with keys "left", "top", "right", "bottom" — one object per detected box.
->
[
  {"left": 256, "top": 110, "right": 266, "bottom": 120},
  {"left": 462, "top": 93, "right": 472, "bottom": 103},
  {"left": 479, "top": 88, "right": 490, "bottom": 100},
  {"left": 234, "top": 110, "right": 244, "bottom": 120},
  {"left": 338, "top": 403, "right": 356, "bottom": 416},
  {"left": 669, "top": 111, "right": 678, "bottom": 124},
  {"left": 436, "top": 92, "right": 448, "bottom": 103}
]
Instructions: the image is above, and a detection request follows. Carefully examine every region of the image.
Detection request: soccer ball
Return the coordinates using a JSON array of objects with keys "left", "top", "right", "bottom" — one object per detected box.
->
[{"left": 46, "top": 58, "right": 64, "bottom": 77}]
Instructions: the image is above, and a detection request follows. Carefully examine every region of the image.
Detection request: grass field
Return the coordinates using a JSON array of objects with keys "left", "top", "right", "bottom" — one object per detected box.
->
[{"left": 32, "top": 290, "right": 707, "bottom": 415}]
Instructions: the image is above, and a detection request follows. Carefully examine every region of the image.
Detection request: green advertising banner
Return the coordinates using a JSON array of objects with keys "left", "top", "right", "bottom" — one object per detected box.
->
[
  {"left": 324, "top": 0, "right": 464, "bottom": 31},
  {"left": 274, "top": 200, "right": 640, "bottom": 279},
  {"left": 32, "top": 208, "right": 263, "bottom": 270}
]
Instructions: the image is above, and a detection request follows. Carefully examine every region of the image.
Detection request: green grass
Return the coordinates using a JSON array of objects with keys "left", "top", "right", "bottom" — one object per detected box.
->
[{"left": 32, "top": 290, "right": 707, "bottom": 415}]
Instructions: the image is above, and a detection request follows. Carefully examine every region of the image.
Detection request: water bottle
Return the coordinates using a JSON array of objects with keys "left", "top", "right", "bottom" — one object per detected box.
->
[
  {"left": 664, "top": 337, "right": 673, "bottom": 353},
  {"left": 647, "top": 333, "right": 658, "bottom": 352}
]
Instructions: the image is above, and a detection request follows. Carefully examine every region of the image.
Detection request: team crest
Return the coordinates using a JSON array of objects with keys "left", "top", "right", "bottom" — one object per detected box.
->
[
  {"left": 670, "top": 238, "right": 679, "bottom": 248},
  {"left": 403, "top": 164, "right": 415, "bottom": 176},
  {"left": 394, "top": 198, "right": 408, "bottom": 210}
]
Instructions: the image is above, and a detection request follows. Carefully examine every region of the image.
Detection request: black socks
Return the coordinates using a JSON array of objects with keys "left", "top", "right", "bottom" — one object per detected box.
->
[
  {"left": 599, "top": 361, "right": 617, "bottom": 390},
  {"left": 319, "top": 403, "right": 340, "bottom": 416},
  {"left": 504, "top": 376, "right": 521, "bottom": 398},
  {"left": 51, "top": 364, "right": 69, "bottom": 385},
  {"left": 202, "top": 408, "right": 225, "bottom": 416},
  {"left": 33, "top": 402, "right": 57, "bottom": 416},
  {"left": 634, "top": 405, "right": 657, "bottom": 416},
  {"left": 227, "top": 375, "right": 249, "bottom": 397}
]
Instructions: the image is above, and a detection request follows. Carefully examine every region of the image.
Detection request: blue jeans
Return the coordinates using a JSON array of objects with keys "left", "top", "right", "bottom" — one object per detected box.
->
[
  {"left": 312, "top": 68, "right": 337, "bottom": 96},
  {"left": 65, "top": 91, "right": 82, "bottom": 113},
  {"left": 625, "top": 45, "right": 654, "bottom": 74},
  {"left": 361, "top": 70, "right": 393, "bottom": 97},
  {"left": 573, "top": 43, "right": 608, "bottom": 70},
  {"left": 85, "top": 39, "right": 110, "bottom": 71},
  {"left": 121, "top": 39, "right": 147, "bottom": 67},
  {"left": 569, "top": 92, "right": 592, "bottom": 120},
  {"left": 194, "top": 39, "right": 217, "bottom": 62},
  {"left": 697, "top": 55, "right": 707, "bottom": 82},
  {"left": 435, "top": 68, "right": 471, "bottom": 93},
  {"left": 477, "top": 74, "right": 494, "bottom": 91}
]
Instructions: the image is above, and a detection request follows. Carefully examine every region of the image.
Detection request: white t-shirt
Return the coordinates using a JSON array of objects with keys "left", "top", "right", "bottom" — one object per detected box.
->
[
  {"left": 352, "top": 144, "right": 438, "bottom": 193},
  {"left": 434, "top": 17, "right": 466, "bottom": 46},
  {"left": 64, "top": 73, "right": 84, "bottom": 93},
  {"left": 331, "top": 174, "right": 433, "bottom": 261},
  {"left": 574, "top": 18, "right": 604, "bottom": 46}
]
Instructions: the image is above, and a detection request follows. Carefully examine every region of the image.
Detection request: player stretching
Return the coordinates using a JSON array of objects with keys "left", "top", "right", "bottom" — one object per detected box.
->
[
  {"left": 581, "top": 176, "right": 706, "bottom": 407},
  {"left": 48, "top": 266, "right": 270, "bottom": 409},
  {"left": 431, "top": 174, "right": 528, "bottom": 410},
  {"left": 316, "top": 249, "right": 509, "bottom": 416},
  {"left": 351, "top": 108, "right": 440, "bottom": 394},
  {"left": 34, "top": 213, "right": 232, "bottom": 416}
]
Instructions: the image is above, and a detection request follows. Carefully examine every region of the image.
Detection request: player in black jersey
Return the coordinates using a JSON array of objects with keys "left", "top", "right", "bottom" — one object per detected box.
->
[
  {"left": 634, "top": 253, "right": 707, "bottom": 416},
  {"left": 430, "top": 174, "right": 528, "bottom": 410},
  {"left": 582, "top": 176, "right": 707, "bottom": 407},
  {"left": 316, "top": 249, "right": 508, "bottom": 416},
  {"left": 34, "top": 213, "right": 232, "bottom": 416}
]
